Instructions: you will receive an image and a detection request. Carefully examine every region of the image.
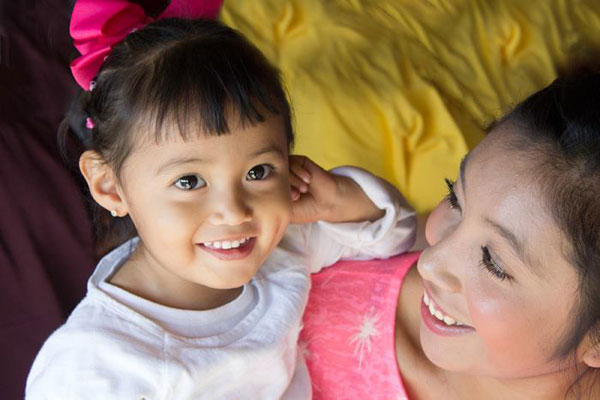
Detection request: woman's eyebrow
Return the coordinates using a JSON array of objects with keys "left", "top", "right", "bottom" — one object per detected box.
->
[
  {"left": 459, "top": 153, "right": 470, "bottom": 194},
  {"left": 460, "top": 151, "right": 525, "bottom": 258},
  {"left": 485, "top": 217, "right": 525, "bottom": 260},
  {"left": 485, "top": 217, "right": 545, "bottom": 278}
]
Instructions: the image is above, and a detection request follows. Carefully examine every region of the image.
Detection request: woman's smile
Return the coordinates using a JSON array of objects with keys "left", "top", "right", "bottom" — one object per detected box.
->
[{"left": 420, "top": 292, "right": 475, "bottom": 336}]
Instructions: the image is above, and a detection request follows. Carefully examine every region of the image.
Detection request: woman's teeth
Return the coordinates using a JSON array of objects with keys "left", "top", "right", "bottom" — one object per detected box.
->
[
  {"left": 204, "top": 237, "right": 250, "bottom": 249},
  {"left": 423, "top": 292, "right": 465, "bottom": 326}
]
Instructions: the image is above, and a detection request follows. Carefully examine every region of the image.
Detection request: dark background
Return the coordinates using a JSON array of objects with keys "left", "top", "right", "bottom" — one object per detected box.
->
[{"left": 0, "top": 1, "right": 169, "bottom": 397}]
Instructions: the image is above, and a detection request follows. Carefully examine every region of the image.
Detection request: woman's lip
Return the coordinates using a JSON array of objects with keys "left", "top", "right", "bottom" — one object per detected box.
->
[
  {"left": 420, "top": 296, "right": 475, "bottom": 336},
  {"left": 197, "top": 237, "right": 255, "bottom": 260}
]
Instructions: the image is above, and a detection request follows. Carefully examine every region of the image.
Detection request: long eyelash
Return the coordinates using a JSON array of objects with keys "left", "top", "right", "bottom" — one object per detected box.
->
[
  {"left": 444, "top": 178, "right": 461, "bottom": 210},
  {"left": 480, "top": 246, "right": 512, "bottom": 282}
]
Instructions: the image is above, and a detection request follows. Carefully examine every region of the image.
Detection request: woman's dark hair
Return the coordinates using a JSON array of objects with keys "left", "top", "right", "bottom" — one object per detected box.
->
[
  {"left": 59, "top": 17, "right": 293, "bottom": 253},
  {"left": 499, "top": 63, "right": 600, "bottom": 398}
]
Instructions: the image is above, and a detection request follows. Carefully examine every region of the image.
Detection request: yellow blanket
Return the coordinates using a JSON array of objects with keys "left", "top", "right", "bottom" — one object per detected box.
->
[{"left": 221, "top": 0, "right": 600, "bottom": 213}]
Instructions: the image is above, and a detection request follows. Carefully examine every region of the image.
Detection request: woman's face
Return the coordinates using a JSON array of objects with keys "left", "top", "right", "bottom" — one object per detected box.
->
[{"left": 417, "top": 124, "right": 582, "bottom": 379}]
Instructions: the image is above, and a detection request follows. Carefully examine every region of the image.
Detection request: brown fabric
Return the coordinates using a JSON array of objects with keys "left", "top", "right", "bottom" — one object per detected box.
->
[{"left": 0, "top": 0, "right": 96, "bottom": 398}]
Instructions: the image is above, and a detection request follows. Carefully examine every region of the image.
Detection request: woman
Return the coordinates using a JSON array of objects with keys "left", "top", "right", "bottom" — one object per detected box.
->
[{"left": 301, "top": 64, "right": 600, "bottom": 399}]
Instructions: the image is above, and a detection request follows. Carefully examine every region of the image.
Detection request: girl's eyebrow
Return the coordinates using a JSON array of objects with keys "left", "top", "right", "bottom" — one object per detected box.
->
[
  {"left": 156, "top": 157, "right": 205, "bottom": 175},
  {"left": 249, "top": 144, "right": 286, "bottom": 158},
  {"left": 156, "top": 145, "right": 286, "bottom": 175}
]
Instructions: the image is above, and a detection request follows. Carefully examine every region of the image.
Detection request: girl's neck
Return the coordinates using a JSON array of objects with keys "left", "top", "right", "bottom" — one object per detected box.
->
[
  {"left": 109, "top": 245, "right": 243, "bottom": 311},
  {"left": 395, "top": 265, "right": 593, "bottom": 400}
]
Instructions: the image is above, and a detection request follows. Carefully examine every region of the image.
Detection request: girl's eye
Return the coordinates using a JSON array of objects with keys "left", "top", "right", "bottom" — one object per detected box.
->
[
  {"left": 444, "top": 178, "right": 461, "bottom": 210},
  {"left": 247, "top": 164, "right": 273, "bottom": 181},
  {"left": 173, "top": 175, "right": 206, "bottom": 190},
  {"left": 480, "top": 246, "right": 512, "bottom": 282}
]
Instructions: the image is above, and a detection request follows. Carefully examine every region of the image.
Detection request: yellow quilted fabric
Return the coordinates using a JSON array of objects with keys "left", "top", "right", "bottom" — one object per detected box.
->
[{"left": 220, "top": 0, "right": 600, "bottom": 213}]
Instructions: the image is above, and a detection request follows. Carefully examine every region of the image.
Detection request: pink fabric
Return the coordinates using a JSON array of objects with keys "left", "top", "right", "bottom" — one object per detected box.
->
[
  {"left": 300, "top": 252, "right": 421, "bottom": 400},
  {"left": 69, "top": 0, "right": 223, "bottom": 90}
]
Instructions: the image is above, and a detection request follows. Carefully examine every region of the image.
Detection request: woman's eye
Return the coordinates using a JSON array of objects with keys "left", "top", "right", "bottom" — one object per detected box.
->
[
  {"left": 173, "top": 175, "right": 206, "bottom": 190},
  {"left": 444, "top": 178, "right": 461, "bottom": 210},
  {"left": 247, "top": 164, "right": 273, "bottom": 181},
  {"left": 480, "top": 246, "right": 512, "bottom": 282}
]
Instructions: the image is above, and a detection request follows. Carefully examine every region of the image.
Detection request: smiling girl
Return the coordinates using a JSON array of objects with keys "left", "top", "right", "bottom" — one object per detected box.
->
[
  {"left": 24, "top": 1, "right": 416, "bottom": 399},
  {"left": 301, "top": 64, "right": 600, "bottom": 399}
]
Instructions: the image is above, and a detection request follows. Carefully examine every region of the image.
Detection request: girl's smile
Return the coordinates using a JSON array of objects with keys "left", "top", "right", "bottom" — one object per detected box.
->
[
  {"left": 198, "top": 237, "right": 256, "bottom": 260},
  {"left": 107, "top": 112, "right": 293, "bottom": 310}
]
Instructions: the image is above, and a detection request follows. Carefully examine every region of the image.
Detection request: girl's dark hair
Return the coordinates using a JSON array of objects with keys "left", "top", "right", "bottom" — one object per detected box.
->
[
  {"left": 500, "top": 63, "right": 600, "bottom": 398},
  {"left": 59, "top": 17, "right": 293, "bottom": 253}
]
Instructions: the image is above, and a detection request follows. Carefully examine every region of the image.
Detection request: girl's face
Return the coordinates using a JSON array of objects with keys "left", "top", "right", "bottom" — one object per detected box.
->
[
  {"left": 116, "top": 113, "right": 292, "bottom": 292},
  {"left": 417, "top": 124, "right": 582, "bottom": 379}
]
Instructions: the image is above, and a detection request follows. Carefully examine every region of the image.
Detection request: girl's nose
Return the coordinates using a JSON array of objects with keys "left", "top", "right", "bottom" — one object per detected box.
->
[{"left": 208, "top": 190, "right": 252, "bottom": 226}]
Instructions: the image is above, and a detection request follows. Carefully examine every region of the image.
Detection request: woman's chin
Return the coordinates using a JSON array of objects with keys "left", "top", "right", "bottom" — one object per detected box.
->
[{"left": 419, "top": 325, "right": 472, "bottom": 372}]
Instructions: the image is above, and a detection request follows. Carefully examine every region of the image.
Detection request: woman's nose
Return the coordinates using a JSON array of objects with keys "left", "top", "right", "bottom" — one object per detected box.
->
[
  {"left": 424, "top": 203, "right": 458, "bottom": 247},
  {"left": 417, "top": 247, "right": 462, "bottom": 293},
  {"left": 419, "top": 204, "right": 463, "bottom": 292},
  {"left": 208, "top": 189, "right": 252, "bottom": 226}
]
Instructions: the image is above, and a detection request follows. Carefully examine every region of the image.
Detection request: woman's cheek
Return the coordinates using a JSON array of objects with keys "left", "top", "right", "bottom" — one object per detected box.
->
[
  {"left": 467, "top": 281, "right": 530, "bottom": 367},
  {"left": 425, "top": 202, "right": 458, "bottom": 246}
]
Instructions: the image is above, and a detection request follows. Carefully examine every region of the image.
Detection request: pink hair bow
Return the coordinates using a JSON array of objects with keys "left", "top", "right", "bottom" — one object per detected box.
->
[{"left": 70, "top": 0, "right": 223, "bottom": 90}]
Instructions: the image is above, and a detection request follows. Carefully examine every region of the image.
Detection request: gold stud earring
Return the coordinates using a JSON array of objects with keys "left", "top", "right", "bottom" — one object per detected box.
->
[{"left": 110, "top": 210, "right": 118, "bottom": 217}]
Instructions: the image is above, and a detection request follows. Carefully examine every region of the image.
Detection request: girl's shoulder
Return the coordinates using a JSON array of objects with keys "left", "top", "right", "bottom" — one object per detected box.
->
[
  {"left": 26, "top": 295, "right": 165, "bottom": 399},
  {"left": 33, "top": 293, "right": 165, "bottom": 361}
]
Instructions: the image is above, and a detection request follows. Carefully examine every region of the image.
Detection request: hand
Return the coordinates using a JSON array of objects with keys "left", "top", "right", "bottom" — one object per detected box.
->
[
  {"left": 289, "top": 155, "right": 339, "bottom": 224},
  {"left": 288, "top": 155, "right": 385, "bottom": 224}
]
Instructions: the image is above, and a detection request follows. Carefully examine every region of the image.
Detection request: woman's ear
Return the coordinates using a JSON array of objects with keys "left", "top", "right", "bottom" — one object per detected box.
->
[
  {"left": 579, "top": 335, "right": 600, "bottom": 369},
  {"left": 79, "top": 150, "right": 128, "bottom": 217}
]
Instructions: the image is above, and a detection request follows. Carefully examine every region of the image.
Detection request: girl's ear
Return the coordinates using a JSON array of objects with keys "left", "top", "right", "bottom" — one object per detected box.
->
[{"left": 79, "top": 150, "right": 128, "bottom": 217}]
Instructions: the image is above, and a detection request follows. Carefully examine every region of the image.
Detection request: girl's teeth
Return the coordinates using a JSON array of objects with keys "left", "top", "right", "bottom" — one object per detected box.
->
[{"left": 204, "top": 237, "right": 250, "bottom": 249}]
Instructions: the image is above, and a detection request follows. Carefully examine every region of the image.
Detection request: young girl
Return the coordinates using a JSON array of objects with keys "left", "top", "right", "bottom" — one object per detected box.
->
[
  {"left": 300, "top": 64, "right": 600, "bottom": 399},
  {"left": 25, "top": 1, "right": 416, "bottom": 399}
]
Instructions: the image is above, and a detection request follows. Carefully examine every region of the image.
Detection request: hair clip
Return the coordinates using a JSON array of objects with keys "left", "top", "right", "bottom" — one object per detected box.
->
[
  {"left": 89, "top": 80, "right": 97, "bottom": 91},
  {"left": 85, "top": 117, "right": 96, "bottom": 130},
  {"left": 69, "top": 0, "right": 221, "bottom": 90}
]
